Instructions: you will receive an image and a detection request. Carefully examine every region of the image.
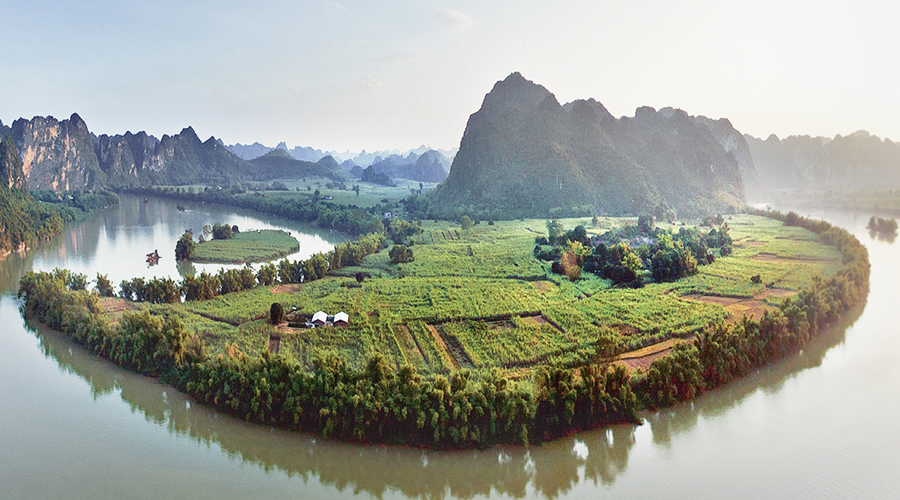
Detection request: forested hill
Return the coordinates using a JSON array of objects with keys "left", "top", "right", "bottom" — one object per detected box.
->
[
  {"left": 0, "top": 136, "right": 73, "bottom": 255},
  {"left": 0, "top": 114, "right": 349, "bottom": 191},
  {"left": 746, "top": 131, "right": 900, "bottom": 192},
  {"left": 429, "top": 72, "right": 750, "bottom": 219}
]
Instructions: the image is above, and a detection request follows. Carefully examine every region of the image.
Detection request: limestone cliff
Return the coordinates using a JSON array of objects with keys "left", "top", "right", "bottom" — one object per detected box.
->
[
  {"left": 0, "top": 136, "right": 27, "bottom": 189},
  {"left": 11, "top": 113, "right": 106, "bottom": 191}
]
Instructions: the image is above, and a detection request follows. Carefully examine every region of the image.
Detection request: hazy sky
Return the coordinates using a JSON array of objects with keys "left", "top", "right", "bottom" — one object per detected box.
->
[{"left": 2, "top": 0, "right": 897, "bottom": 153}]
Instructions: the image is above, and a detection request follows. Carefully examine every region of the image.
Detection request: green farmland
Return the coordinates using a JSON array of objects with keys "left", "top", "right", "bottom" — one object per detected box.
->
[
  {"left": 191, "top": 229, "right": 300, "bottom": 263},
  {"left": 136, "top": 214, "right": 845, "bottom": 374}
]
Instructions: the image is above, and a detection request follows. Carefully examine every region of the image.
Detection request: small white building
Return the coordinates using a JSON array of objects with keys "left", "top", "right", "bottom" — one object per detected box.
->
[
  {"left": 333, "top": 311, "right": 349, "bottom": 326},
  {"left": 311, "top": 311, "right": 327, "bottom": 326}
]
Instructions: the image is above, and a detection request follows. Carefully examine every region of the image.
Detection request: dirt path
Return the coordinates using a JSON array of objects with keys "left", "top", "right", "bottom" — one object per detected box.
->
[
  {"left": 615, "top": 338, "right": 686, "bottom": 371},
  {"left": 425, "top": 324, "right": 461, "bottom": 370}
]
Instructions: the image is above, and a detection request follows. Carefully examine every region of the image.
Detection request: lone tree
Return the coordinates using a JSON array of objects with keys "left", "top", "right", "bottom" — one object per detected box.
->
[
  {"left": 175, "top": 231, "right": 195, "bottom": 261},
  {"left": 460, "top": 215, "right": 473, "bottom": 231},
  {"left": 270, "top": 302, "right": 285, "bottom": 325},
  {"left": 389, "top": 245, "right": 414, "bottom": 264}
]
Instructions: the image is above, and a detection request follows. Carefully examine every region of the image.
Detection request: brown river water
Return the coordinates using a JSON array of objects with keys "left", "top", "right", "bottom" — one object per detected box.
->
[{"left": 1, "top": 196, "right": 898, "bottom": 499}]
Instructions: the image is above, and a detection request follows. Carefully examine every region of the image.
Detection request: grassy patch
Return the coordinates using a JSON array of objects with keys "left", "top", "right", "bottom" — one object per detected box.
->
[{"left": 191, "top": 229, "right": 299, "bottom": 263}]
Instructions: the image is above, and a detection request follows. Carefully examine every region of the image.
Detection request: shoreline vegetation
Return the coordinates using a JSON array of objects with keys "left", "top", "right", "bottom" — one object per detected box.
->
[
  {"left": 17, "top": 209, "right": 869, "bottom": 448},
  {"left": 1, "top": 188, "right": 119, "bottom": 261}
]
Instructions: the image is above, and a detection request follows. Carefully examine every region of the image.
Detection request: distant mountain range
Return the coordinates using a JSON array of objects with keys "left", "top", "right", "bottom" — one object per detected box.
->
[
  {"left": 745, "top": 130, "right": 900, "bottom": 192},
  {"left": 0, "top": 115, "right": 450, "bottom": 190},
  {"left": 430, "top": 72, "right": 753, "bottom": 218},
  {"left": 223, "top": 140, "right": 456, "bottom": 170}
]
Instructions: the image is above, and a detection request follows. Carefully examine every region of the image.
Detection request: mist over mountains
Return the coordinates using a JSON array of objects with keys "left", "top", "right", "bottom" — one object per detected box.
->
[
  {"left": 224, "top": 140, "right": 456, "bottom": 170},
  {"left": 430, "top": 72, "right": 752, "bottom": 219},
  {"left": 745, "top": 130, "right": 900, "bottom": 192},
  {"left": 2, "top": 72, "right": 899, "bottom": 219}
]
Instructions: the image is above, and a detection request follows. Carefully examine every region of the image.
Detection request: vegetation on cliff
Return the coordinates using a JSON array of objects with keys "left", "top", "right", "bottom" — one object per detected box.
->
[{"left": 0, "top": 136, "right": 76, "bottom": 255}]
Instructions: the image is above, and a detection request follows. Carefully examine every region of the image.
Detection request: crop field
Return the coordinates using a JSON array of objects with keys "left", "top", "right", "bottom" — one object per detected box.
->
[
  {"left": 191, "top": 229, "right": 299, "bottom": 263},
  {"left": 148, "top": 214, "right": 846, "bottom": 370}
]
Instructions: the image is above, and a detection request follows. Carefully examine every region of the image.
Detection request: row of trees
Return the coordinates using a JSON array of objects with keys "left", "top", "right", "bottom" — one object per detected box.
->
[{"left": 122, "top": 232, "right": 387, "bottom": 304}]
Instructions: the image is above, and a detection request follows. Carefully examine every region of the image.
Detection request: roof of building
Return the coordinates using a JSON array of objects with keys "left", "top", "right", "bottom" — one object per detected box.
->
[
  {"left": 334, "top": 311, "right": 349, "bottom": 323},
  {"left": 312, "top": 311, "right": 327, "bottom": 323}
]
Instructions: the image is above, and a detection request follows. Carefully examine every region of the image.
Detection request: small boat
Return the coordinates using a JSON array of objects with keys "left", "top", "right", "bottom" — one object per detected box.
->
[
  {"left": 142, "top": 198, "right": 149, "bottom": 203},
  {"left": 146, "top": 249, "right": 161, "bottom": 266},
  {"left": 176, "top": 204, "right": 186, "bottom": 212}
]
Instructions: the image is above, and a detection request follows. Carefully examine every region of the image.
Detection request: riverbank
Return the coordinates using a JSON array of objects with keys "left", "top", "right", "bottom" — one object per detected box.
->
[{"left": 16, "top": 210, "right": 869, "bottom": 448}]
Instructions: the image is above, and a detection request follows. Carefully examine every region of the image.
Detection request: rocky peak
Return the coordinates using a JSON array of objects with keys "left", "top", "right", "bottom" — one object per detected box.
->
[{"left": 479, "top": 72, "right": 555, "bottom": 116}]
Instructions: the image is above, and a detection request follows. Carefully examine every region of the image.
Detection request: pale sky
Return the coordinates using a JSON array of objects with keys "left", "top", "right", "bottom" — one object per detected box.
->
[{"left": 2, "top": 0, "right": 898, "bottom": 153}]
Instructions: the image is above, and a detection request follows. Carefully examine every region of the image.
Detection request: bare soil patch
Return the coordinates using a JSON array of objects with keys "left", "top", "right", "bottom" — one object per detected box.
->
[
  {"left": 682, "top": 286, "right": 796, "bottom": 324},
  {"left": 426, "top": 324, "right": 460, "bottom": 370},
  {"left": 98, "top": 297, "right": 139, "bottom": 326},
  {"left": 530, "top": 281, "right": 555, "bottom": 293},
  {"left": 616, "top": 338, "right": 691, "bottom": 371},
  {"left": 271, "top": 284, "right": 302, "bottom": 294}
]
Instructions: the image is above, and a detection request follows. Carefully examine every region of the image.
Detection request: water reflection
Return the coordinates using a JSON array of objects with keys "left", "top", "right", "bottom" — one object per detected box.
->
[
  {"left": 645, "top": 302, "right": 862, "bottom": 449},
  {"left": 868, "top": 230, "right": 896, "bottom": 243}
]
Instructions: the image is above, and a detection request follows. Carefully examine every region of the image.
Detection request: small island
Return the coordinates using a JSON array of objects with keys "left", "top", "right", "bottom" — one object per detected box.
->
[{"left": 179, "top": 224, "right": 300, "bottom": 264}]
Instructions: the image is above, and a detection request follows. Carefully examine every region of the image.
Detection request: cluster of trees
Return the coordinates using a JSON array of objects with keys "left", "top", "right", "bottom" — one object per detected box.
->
[
  {"left": 866, "top": 216, "right": 898, "bottom": 235},
  {"left": 211, "top": 223, "right": 234, "bottom": 240},
  {"left": 537, "top": 216, "right": 732, "bottom": 286},
  {"left": 633, "top": 209, "right": 870, "bottom": 409},
  {"left": 386, "top": 217, "right": 422, "bottom": 245},
  {"left": 175, "top": 232, "right": 195, "bottom": 261},
  {"left": 121, "top": 233, "right": 387, "bottom": 304},
  {"left": 389, "top": 245, "right": 415, "bottom": 264}
]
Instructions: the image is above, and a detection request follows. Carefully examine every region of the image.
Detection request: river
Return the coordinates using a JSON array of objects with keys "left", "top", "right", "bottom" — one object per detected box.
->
[{"left": 1, "top": 198, "right": 898, "bottom": 499}]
